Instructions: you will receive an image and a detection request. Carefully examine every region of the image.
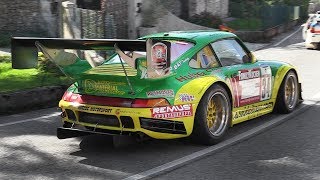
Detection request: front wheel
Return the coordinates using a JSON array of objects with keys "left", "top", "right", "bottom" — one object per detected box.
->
[
  {"left": 192, "top": 84, "right": 231, "bottom": 145},
  {"left": 275, "top": 71, "right": 299, "bottom": 113}
]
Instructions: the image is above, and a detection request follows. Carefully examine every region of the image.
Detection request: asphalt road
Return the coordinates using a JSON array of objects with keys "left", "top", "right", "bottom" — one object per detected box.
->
[{"left": 1, "top": 25, "right": 320, "bottom": 180}]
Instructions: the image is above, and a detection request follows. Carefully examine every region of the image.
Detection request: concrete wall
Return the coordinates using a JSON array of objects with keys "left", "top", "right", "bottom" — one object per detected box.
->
[
  {"left": 128, "top": 0, "right": 142, "bottom": 39},
  {"left": 0, "top": 0, "right": 59, "bottom": 37},
  {"left": 161, "top": 0, "right": 229, "bottom": 18},
  {"left": 138, "top": 2, "right": 213, "bottom": 37}
]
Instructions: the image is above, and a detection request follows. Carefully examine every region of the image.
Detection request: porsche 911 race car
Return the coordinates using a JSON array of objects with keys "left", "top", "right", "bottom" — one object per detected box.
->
[{"left": 11, "top": 30, "right": 302, "bottom": 145}]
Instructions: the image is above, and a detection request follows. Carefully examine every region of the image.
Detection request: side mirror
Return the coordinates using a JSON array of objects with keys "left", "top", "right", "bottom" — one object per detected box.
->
[{"left": 242, "top": 54, "right": 250, "bottom": 63}]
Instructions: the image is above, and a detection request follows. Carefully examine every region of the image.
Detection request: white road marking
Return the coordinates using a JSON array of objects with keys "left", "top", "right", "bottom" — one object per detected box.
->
[
  {"left": 123, "top": 101, "right": 314, "bottom": 180},
  {"left": 0, "top": 112, "right": 60, "bottom": 127},
  {"left": 273, "top": 26, "right": 302, "bottom": 47}
]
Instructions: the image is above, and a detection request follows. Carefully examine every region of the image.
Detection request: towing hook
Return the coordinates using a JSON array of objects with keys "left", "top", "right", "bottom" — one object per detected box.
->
[{"left": 60, "top": 111, "right": 66, "bottom": 118}]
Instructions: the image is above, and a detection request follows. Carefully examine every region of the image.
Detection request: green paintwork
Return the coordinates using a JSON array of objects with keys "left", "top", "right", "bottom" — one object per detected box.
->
[{"left": 61, "top": 30, "right": 295, "bottom": 106}]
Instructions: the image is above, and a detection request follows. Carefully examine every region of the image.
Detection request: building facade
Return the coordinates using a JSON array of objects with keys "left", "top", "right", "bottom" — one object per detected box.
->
[{"left": 0, "top": 0, "right": 59, "bottom": 37}]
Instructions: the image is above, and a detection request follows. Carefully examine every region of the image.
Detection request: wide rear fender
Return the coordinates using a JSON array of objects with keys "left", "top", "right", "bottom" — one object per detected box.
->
[{"left": 174, "top": 76, "right": 233, "bottom": 108}]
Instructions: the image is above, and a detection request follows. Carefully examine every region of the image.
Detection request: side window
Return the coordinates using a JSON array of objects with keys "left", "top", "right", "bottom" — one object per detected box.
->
[
  {"left": 211, "top": 39, "right": 249, "bottom": 66},
  {"left": 189, "top": 45, "right": 219, "bottom": 69}
]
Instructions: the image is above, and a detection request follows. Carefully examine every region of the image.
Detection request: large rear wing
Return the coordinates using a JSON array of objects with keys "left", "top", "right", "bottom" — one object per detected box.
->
[{"left": 11, "top": 37, "right": 146, "bottom": 69}]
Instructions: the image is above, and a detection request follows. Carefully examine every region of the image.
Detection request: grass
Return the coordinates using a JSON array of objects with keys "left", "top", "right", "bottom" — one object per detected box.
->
[
  {"left": 226, "top": 18, "right": 263, "bottom": 31},
  {"left": 0, "top": 57, "right": 71, "bottom": 93}
]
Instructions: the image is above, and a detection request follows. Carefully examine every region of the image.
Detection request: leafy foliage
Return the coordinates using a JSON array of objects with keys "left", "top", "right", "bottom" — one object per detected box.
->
[
  {"left": 188, "top": 12, "right": 222, "bottom": 29},
  {"left": 227, "top": 18, "right": 263, "bottom": 30},
  {"left": 38, "top": 53, "right": 63, "bottom": 75},
  {"left": 0, "top": 55, "right": 11, "bottom": 63},
  {"left": 229, "top": 0, "right": 309, "bottom": 29},
  {"left": 0, "top": 33, "right": 11, "bottom": 47}
]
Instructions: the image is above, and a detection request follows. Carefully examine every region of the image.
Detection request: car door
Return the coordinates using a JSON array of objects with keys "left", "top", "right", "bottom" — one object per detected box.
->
[{"left": 210, "top": 38, "right": 273, "bottom": 108}]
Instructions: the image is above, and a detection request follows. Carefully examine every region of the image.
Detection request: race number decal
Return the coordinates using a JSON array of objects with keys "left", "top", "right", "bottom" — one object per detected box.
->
[
  {"left": 260, "top": 66, "right": 272, "bottom": 101},
  {"left": 231, "top": 66, "right": 272, "bottom": 107}
]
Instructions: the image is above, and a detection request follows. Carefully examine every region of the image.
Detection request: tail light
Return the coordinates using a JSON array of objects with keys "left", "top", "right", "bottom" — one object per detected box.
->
[
  {"left": 132, "top": 98, "right": 170, "bottom": 108},
  {"left": 62, "top": 92, "right": 170, "bottom": 108},
  {"left": 311, "top": 28, "right": 315, "bottom": 33},
  {"left": 62, "top": 91, "right": 73, "bottom": 101}
]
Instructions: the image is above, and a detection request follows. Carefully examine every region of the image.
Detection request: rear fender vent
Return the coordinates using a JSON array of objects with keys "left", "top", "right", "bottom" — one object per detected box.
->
[
  {"left": 79, "top": 112, "right": 120, "bottom": 127},
  {"left": 65, "top": 109, "right": 76, "bottom": 121},
  {"left": 120, "top": 116, "right": 135, "bottom": 129}
]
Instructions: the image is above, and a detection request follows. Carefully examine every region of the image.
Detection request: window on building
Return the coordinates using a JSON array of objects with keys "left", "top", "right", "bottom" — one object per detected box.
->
[{"left": 77, "top": 0, "right": 101, "bottom": 10}]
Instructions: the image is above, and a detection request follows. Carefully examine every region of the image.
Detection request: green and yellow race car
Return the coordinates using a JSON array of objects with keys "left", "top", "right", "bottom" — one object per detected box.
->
[{"left": 12, "top": 30, "right": 302, "bottom": 145}]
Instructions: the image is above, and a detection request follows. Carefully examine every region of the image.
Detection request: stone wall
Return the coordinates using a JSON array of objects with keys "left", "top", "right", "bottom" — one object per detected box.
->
[
  {"left": 0, "top": 86, "right": 67, "bottom": 115},
  {"left": 63, "top": 0, "right": 129, "bottom": 39},
  {"left": 102, "top": 0, "right": 128, "bottom": 38},
  {"left": 0, "top": 0, "right": 59, "bottom": 37},
  {"left": 159, "top": 0, "right": 229, "bottom": 18},
  {"left": 189, "top": 0, "right": 228, "bottom": 18}
]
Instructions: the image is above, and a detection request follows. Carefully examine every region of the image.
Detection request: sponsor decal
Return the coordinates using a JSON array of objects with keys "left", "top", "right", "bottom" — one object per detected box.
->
[
  {"left": 175, "top": 72, "right": 206, "bottom": 82},
  {"left": 146, "top": 89, "right": 174, "bottom": 98},
  {"left": 84, "top": 79, "right": 125, "bottom": 95},
  {"left": 115, "top": 109, "right": 141, "bottom": 115},
  {"left": 230, "top": 66, "right": 272, "bottom": 107},
  {"left": 233, "top": 102, "right": 273, "bottom": 119},
  {"left": 173, "top": 58, "right": 190, "bottom": 70},
  {"left": 151, "top": 104, "right": 193, "bottom": 118},
  {"left": 139, "top": 66, "right": 148, "bottom": 79},
  {"left": 115, "top": 109, "right": 120, "bottom": 115},
  {"left": 138, "top": 58, "right": 148, "bottom": 79},
  {"left": 179, "top": 93, "right": 195, "bottom": 102},
  {"left": 78, "top": 106, "right": 112, "bottom": 113},
  {"left": 238, "top": 69, "right": 260, "bottom": 80},
  {"left": 176, "top": 69, "right": 213, "bottom": 82}
]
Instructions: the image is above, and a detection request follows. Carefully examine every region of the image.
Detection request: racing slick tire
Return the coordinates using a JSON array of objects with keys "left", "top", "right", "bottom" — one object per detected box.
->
[
  {"left": 275, "top": 70, "right": 299, "bottom": 114},
  {"left": 191, "top": 84, "right": 232, "bottom": 145}
]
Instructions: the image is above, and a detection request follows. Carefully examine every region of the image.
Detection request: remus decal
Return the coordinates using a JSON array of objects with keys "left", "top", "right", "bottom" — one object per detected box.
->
[{"left": 151, "top": 104, "right": 193, "bottom": 118}]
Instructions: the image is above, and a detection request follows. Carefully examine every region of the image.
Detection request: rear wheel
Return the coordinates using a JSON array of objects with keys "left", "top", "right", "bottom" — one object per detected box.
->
[
  {"left": 192, "top": 84, "right": 231, "bottom": 145},
  {"left": 275, "top": 71, "right": 299, "bottom": 113}
]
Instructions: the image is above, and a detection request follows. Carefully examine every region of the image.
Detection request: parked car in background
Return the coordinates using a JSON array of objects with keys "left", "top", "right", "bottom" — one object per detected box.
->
[
  {"left": 304, "top": 14, "right": 320, "bottom": 49},
  {"left": 302, "top": 14, "right": 318, "bottom": 40},
  {"left": 11, "top": 31, "right": 302, "bottom": 145}
]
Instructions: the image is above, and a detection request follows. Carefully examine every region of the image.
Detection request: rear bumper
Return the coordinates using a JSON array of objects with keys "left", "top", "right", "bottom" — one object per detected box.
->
[
  {"left": 59, "top": 100, "right": 196, "bottom": 139},
  {"left": 306, "top": 33, "right": 320, "bottom": 43}
]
